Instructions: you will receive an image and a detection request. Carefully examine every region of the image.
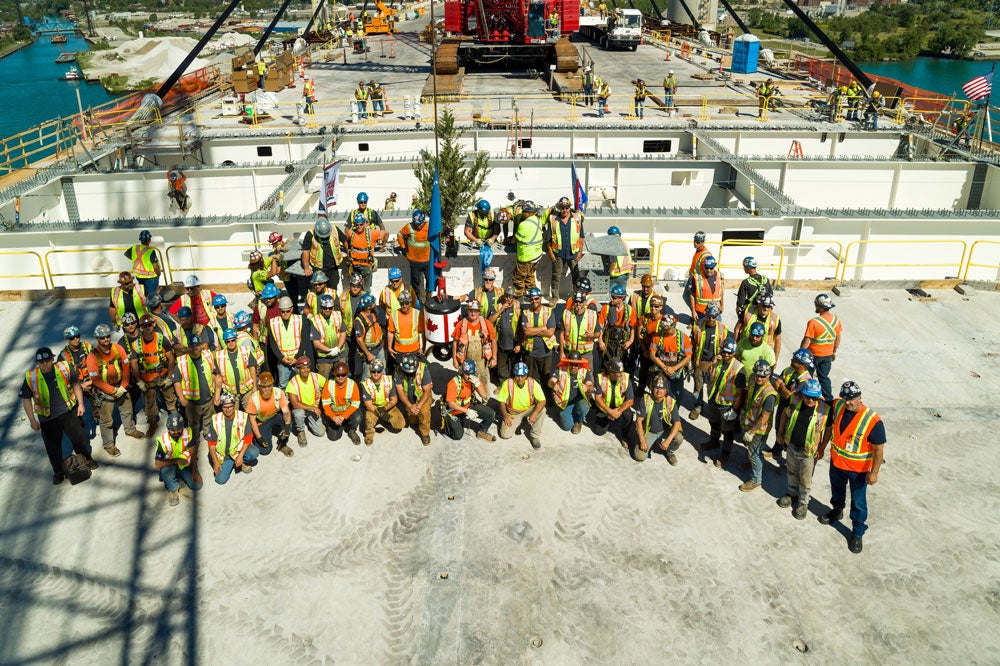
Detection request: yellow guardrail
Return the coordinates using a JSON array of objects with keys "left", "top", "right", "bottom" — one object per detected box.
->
[
  {"left": 653, "top": 239, "right": 697, "bottom": 280},
  {"left": 838, "top": 239, "right": 968, "bottom": 283},
  {"left": 961, "top": 240, "right": 1000, "bottom": 282},
  {"left": 165, "top": 242, "right": 270, "bottom": 278},
  {"left": 0, "top": 117, "right": 79, "bottom": 176},
  {"left": 44, "top": 246, "right": 167, "bottom": 288},
  {"left": 0, "top": 250, "right": 50, "bottom": 289},
  {"left": 715, "top": 239, "right": 846, "bottom": 285}
]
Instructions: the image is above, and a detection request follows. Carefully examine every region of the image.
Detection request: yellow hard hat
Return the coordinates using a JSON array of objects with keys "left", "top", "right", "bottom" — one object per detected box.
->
[
  {"left": 873, "top": 91, "right": 881, "bottom": 98},
  {"left": 839, "top": 86, "right": 847, "bottom": 93}
]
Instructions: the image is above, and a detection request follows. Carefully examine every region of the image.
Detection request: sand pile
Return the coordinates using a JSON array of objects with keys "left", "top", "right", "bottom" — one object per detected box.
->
[
  {"left": 84, "top": 37, "right": 212, "bottom": 84},
  {"left": 213, "top": 32, "right": 256, "bottom": 50}
]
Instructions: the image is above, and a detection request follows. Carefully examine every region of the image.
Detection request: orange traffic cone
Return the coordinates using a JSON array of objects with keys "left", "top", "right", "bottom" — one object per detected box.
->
[
  {"left": 664, "top": 49, "right": 670, "bottom": 61},
  {"left": 389, "top": 43, "right": 395, "bottom": 58}
]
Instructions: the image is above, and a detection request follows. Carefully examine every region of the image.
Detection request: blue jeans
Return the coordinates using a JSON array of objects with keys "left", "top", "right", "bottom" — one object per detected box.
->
[
  {"left": 140, "top": 276, "right": 159, "bottom": 297},
  {"left": 372, "top": 99, "right": 385, "bottom": 116},
  {"left": 256, "top": 414, "right": 287, "bottom": 454},
  {"left": 635, "top": 98, "right": 644, "bottom": 118},
  {"left": 276, "top": 363, "right": 295, "bottom": 389},
  {"left": 829, "top": 465, "right": 869, "bottom": 538},
  {"left": 558, "top": 398, "right": 590, "bottom": 431},
  {"left": 746, "top": 433, "right": 765, "bottom": 484},
  {"left": 813, "top": 355, "right": 834, "bottom": 402},
  {"left": 214, "top": 444, "right": 260, "bottom": 485},
  {"left": 598, "top": 99, "right": 607, "bottom": 118},
  {"left": 356, "top": 101, "right": 367, "bottom": 119},
  {"left": 160, "top": 465, "right": 203, "bottom": 492},
  {"left": 664, "top": 91, "right": 674, "bottom": 108}
]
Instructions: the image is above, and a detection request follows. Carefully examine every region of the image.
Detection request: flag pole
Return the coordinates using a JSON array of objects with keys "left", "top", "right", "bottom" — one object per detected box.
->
[{"left": 985, "top": 63, "right": 995, "bottom": 146}]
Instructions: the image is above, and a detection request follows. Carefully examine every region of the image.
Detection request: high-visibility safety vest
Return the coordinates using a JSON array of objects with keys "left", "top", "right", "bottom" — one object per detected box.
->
[
  {"left": 693, "top": 273, "right": 723, "bottom": 313},
  {"left": 381, "top": 285, "right": 416, "bottom": 313},
  {"left": 130, "top": 243, "right": 158, "bottom": 278},
  {"left": 390, "top": 308, "right": 421, "bottom": 350},
  {"left": 473, "top": 286, "right": 503, "bottom": 317},
  {"left": 653, "top": 328, "right": 688, "bottom": 364},
  {"left": 349, "top": 207, "right": 379, "bottom": 230},
  {"left": 740, "top": 380, "right": 777, "bottom": 435},
  {"left": 207, "top": 312, "right": 234, "bottom": 348},
  {"left": 629, "top": 291, "right": 656, "bottom": 320},
  {"left": 501, "top": 378, "right": 538, "bottom": 413},
  {"left": 401, "top": 223, "right": 430, "bottom": 262},
  {"left": 176, "top": 353, "right": 215, "bottom": 399},
  {"left": 640, "top": 394, "right": 676, "bottom": 435},
  {"left": 707, "top": 357, "right": 743, "bottom": 408},
  {"left": 311, "top": 311, "right": 344, "bottom": 356},
  {"left": 609, "top": 250, "right": 633, "bottom": 277},
  {"left": 562, "top": 309, "right": 598, "bottom": 353},
  {"left": 339, "top": 292, "right": 358, "bottom": 330},
  {"left": 110, "top": 284, "right": 147, "bottom": 323},
  {"left": 303, "top": 79, "right": 314, "bottom": 97},
  {"left": 152, "top": 313, "right": 174, "bottom": 340},
  {"left": 547, "top": 211, "right": 584, "bottom": 254},
  {"left": 306, "top": 287, "right": 335, "bottom": 315},
  {"left": 597, "top": 372, "right": 630, "bottom": 409},
  {"left": 308, "top": 232, "right": 343, "bottom": 268},
  {"left": 741, "top": 310, "right": 780, "bottom": 346},
  {"left": 249, "top": 387, "right": 286, "bottom": 422},
  {"left": 347, "top": 225, "right": 375, "bottom": 267},
  {"left": 238, "top": 331, "right": 265, "bottom": 367},
  {"left": 269, "top": 315, "right": 303, "bottom": 357},
  {"left": 90, "top": 344, "right": 128, "bottom": 386},
  {"left": 779, "top": 366, "right": 812, "bottom": 396},
  {"left": 217, "top": 346, "right": 254, "bottom": 394},
  {"left": 355, "top": 310, "right": 383, "bottom": 347},
  {"left": 211, "top": 411, "right": 249, "bottom": 459},
  {"left": 466, "top": 210, "right": 494, "bottom": 240},
  {"left": 287, "top": 372, "right": 323, "bottom": 407},
  {"left": 551, "top": 369, "right": 590, "bottom": 410},
  {"left": 363, "top": 375, "right": 394, "bottom": 407},
  {"left": 808, "top": 313, "right": 841, "bottom": 352},
  {"left": 324, "top": 378, "right": 360, "bottom": 412},
  {"left": 25, "top": 362, "right": 76, "bottom": 417},
  {"left": 829, "top": 399, "right": 882, "bottom": 473},
  {"left": 180, "top": 290, "right": 214, "bottom": 318},
  {"left": 515, "top": 215, "right": 544, "bottom": 263},
  {"left": 447, "top": 375, "right": 475, "bottom": 413},
  {"left": 398, "top": 362, "right": 428, "bottom": 401},
  {"left": 693, "top": 321, "right": 729, "bottom": 363},
  {"left": 782, "top": 395, "right": 829, "bottom": 457},
  {"left": 355, "top": 85, "right": 368, "bottom": 101},
  {"left": 60, "top": 342, "right": 93, "bottom": 381},
  {"left": 132, "top": 333, "right": 169, "bottom": 375},
  {"left": 157, "top": 429, "right": 193, "bottom": 470},
  {"left": 523, "top": 307, "right": 557, "bottom": 350},
  {"left": 690, "top": 247, "right": 709, "bottom": 276}
]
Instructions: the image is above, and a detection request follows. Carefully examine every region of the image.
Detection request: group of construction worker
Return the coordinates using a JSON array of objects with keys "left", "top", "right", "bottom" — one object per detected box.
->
[
  {"left": 22, "top": 209, "right": 883, "bottom": 554},
  {"left": 354, "top": 80, "right": 387, "bottom": 120}
]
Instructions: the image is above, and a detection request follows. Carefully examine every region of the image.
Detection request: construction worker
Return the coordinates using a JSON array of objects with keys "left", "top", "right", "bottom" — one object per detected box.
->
[
  {"left": 663, "top": 70, "right": 677, "bottom": 110},
  {"left": 251, "top": 283, "right": 281, "bottom": 344},
  {"left": 497, "top": 362, "right": 546, "bottom": 449},
  {"left": 689, "top": 303, "right": 728, "bottom": 420},
  {"left": 738, "top": 359, "right": 778, "bottom": 492},
  {"left": 171, "top": 333, "right": 219, "bottom": 447},
  {"left": 360, "top": 359, "right": 406, "bottom": 446},
  {"left": 689, "top": 255, "right": 723, "bottom": 322},
  {"left": 384, "top": 191, "right": 397, "bottom": 211},
  {"left": 597, "top": 79, "right": 611, "bottom": 118},
  {"left": 633, "top": 79, "right": 647, "bottom": 119},
  {"left": 548, "top": 351, "right": 593, "bottom": 434},
  {"left": 736, "top": 322, "right": 776, "bottom": 382},
  {"left": 705, "top": 338, "right": 745, "bottom": 468},
  {"left": 302, "top": 77, "right": 316, "bottom": 115},
  {"left": 232, "top": 311, "right": 264, "bottom": 369},
  {"left": 115, "top": 312, "right": 142, "bottom": 356},
  {"left": 369, "top": 79, "right": 385, "bottom": 117},
  {"left": 598, "top": 284, "right": 636, "bottom": 372},
  {"left": 605, "top": 226, "right": 632, "bottom": 293},
  {"left": 346, "top": 212, "right": 386, "bottom": 292},
  {"left": 597, "top": 1, "right": 608, "bottom": 18},
  {"left": 829, "top": 85, "right": 848, "bottom": 122},
  {"left": 380, "top": 266, "right": 419, "bottom": 313},
  {"left": 387, "top": 290, "right": 424, "bottom": 363},
  {"left": 648, "top": 313, "right": 691, "bottom": 400},
  {"left": 170, "top": 275, "right": 215, "bottom": 326},
  {"left": 130, "top": 314, "right": 177, "bottom": 433},
  {"left": 246, "top": 371, "right": 294, "bottom": 457},
  {"left": 338, "top": 272, "right": 366, "bottom": 333},
  {"left": 256, "top": 58, "right": 267, "bottom": 88},
  {"left": 108, "top": 271, "right": 147, "bottom": 328},
  {"left": 87, "top": 324, "right": 141, "bottom": 457},
  {"left": 167, "top": 167, "right": 190, "bottom": 212},
  {"left": 567, "top": 276, "right": 599, "bottom": 312},
  {"left": 518, "top": 287, "right": 558, "bottom": 383},
  {"left": 444, "top": 360, "right": 497, "bottom": 442},
  {"left": 775, "top": 378, "right": 828, "bottom": 519},
  {"left": 207, "top": 392, "right": 259, "bottom": 484},
  {"left": 155, "top": 412, "right": 202, "bottom": 506},
  {"left": 124, "top": 230, "right": 161, "bottom": 297},
  {"left": 352, "top": 293, "right": 384, "bottom": 381},
  {"left": 740, "top": 294, "right": 781, "bottom": 361},
  {"left": 348, "top": 191, "right": 385, "bottom": 232},
  {"left": 770, "top": 347, "right": 815, "bottom": 463},
  {"left": 394, "top": 354, "right": 433, "bottom": 446},
  {"left": 546, "top": 8, "right": 560, "bottom": 38},
  {"left": 630, "top": 375, "right": 683, "bottom": 463},
  {"left": 452, "top": 302, "right": 497, "bottom": 389},
  {"left": 206, "top": 294, "right": 234, "bottom": 347},
  {"left": 688, "top": 231, "right": 710, "bottom": 281},
  {"left": 173, "top": 306, "right": 215, "bottom": 355},
  {"left": 490, "top": 286, "right": 521, "bottom": 381},
  {"left": 636, "top": 295, "right": 665, "bottom": 390},
  {"left": 864, "top": 90, "right": 884, "bottom": 131},
  {"left": 629, "top": 274, "right": 658, "bottom": 335},
  {"left": 560, "top": 289, "right": 601, "bottom": 372},
  {"left": 735, "top": 256, "right": 773, "bottom": 321},
  {"left": 512, "top": 200, "right": 544, "bottom": 296},
  {"left": 269, "top": 296, "right": 311, "bottom": 388},
  {"left": 815, "top": 381, "right": 886, "bottom": 554},
  {"left": 846, "top": 80, "right": 862, "bottom": 121},
  {"left": 59, "top": 325, "right": 96, "bottom": 439},
  {"left": 591, "top": 357, "right": 634, "bottom": 446},
  {"left": 756, "top": 78, "right": 774, "bottom": 118},
  {"left": 286, "top": 356, "right": 326, "bottom": 446},
  {"left": 468, "top": 267, "right": 503, "bottom": 320},
  {"left": 301, "top": 218, "right": 344, "bottom": 296},
  {"left": 320, "top": 361, "right": 362, "bottom": 444},
  {"left": 464, "top": 199, "right": 499, "bottom": 246},
  {"left": 215, "top": 329, "right": 258, "bottom": 410},
  {"left": 800, "top": 293, "right": 842, "bottom": 402},
  {"left": 397, "top": 209, "right": 431, "bottom": 298},
  {"left": 304, "top": 271, "right": 335, "bottom": 317},
  {"left": 310, "top": 293, "right": 347, "bottom": 379},
  {"left": 21, "top": 347, "right": 95, "bottom": 484},
  {"left": 544, "top": 196, "right": 585, "bottom": 302},
  {"left": 582, "top": 66, "right": 595, "bottom": 107},
  {"left": 145, "top": 293, "right": 177, "bottom": 339}
]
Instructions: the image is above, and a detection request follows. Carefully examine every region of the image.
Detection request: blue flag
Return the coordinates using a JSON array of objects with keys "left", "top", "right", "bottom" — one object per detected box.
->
[
  {"left": 428, "top": 167, "right": 442, "bottom": 295},
  {"left": 571, "top": 161, "right": 588, "bottom": 211}
]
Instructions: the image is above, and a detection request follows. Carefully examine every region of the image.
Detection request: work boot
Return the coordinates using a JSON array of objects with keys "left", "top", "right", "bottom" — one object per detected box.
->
[
  {"left": 530, "top": 438, "right": 541, "bottom": 450},
  {"left": 146, "top": 420, "right": 158, "bottom": 438},
  {"left": 793, "top": 503, "right": 808, "bottom": 520},
  {"left": 240, "top": 464, "right": 253, "bottom": 474},
  {"left": 297, "top": 431, "right": 308, "bottom": 447},
  {"left": 420, "top": 435, "right": 431, "bottom": 446},
  {"left": 85, "top": 456, "right": 99, "bottom": 470},
  {"left": 714, "top": 454, "right": 728, "bottom": 468},
  {"left": 849, "top": 536, "right": 863, "bottom": 554},
  {"left": 477, "top": 430, "right": 496, "bottom": 442},
  {"left": 53, "top": 473, "right": 65, "bottom": 485},
  {"left": 571, "top": 423, "right": 582, "bottom": 435},
  {"left": 689, "top": 408, "right": 701, "bottom": 420},
  {"left": 125, "top": 428, "right": 145, "bottom": 439},
  {"left": 105, "top": 445, "right": 121, "bottom": 458},
  {"left": 818, "top": 508, "right": 844, "bottom": 525},
  {"left": 347, "top": 430, "right": 361, "bottom": 446},
  {"left": 776, "top": 495, "right": 793, "bottom": 508},
  {"left": 277, "top": 444, "right": 295, "bottom": 457},
  {"left": 365, "top": 435, "right": 374, "bottom": 446},
  {"left": 666, "top": 453, "right": 678, "bottom": 466},
  {"left": 739, "top": 480, "right": 760, "bottom": 493},
  {"left": 167, "top": 490, "right": 180, "bottom": 507}
]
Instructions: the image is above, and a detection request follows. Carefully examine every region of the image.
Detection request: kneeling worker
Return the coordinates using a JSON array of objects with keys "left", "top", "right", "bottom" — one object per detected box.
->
[
  {"left": 497, "top": 362, "right": 546, "bottom": 449},
  {"left": 394, "top": 354, "right": 433, "bottom": 446},
  {"left": 155, "top": 412, "right": 203, "bottom": 506},
  {"left": 321, "top": 361, "right": 363, "bottom": 444},
  {"left": 247, "top": 371, "right": 294, "bottom": 457},
  {"left": 207, "top": 392, "right": 260, "bottom": 484},
  {"left": 444, "top": 360, "right": 497, "bottom": 442},
  {"left": 360, "top": 359, "right": 406, "bottom": 446},
  {"left": 630, "top": 375, "right": 684, "bottom": 464}
]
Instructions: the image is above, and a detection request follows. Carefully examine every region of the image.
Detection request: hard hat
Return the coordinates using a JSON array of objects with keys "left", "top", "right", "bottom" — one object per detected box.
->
[
  {"left": 462, "top": 360, "right": 477, "bottom": 375},
  {"left": 651, "top": 375, "right": 668, "bottom": 390},
  {"left": 702, "top": 255, "right": 717, "bottom": 270},
  {"left": 669, "top": 70, "right": 674, "bottom": 74},
  {"left": 397, "top": 289, "right": 412, "bottom": 304},
  {"left": 388, "top": 266, "right": 403, "bottom": 280},
  {"left": 212, "top": 294, "right": 228, "bottom": 307},
  {"left": 483, "top": 268, "right": 497, "bottom": 280},
  {"left": 840, "top": 85, "right": 848, "bottom": 93},
  {"left": 359, "top": 293, "right": 376, "bottom": 309},
  {"left": 258, "top": 371, "right": 275, "bottom": 387},
  {"left": 556, "top": 196, "right": 572, "bottom": 211},
  {"left": 799, "top": 379, "right": 823, "bottom": 398},
  {"left": 219, "top": 392, "right": 237, "bottom": 406},
  {"left": 704, "top": 304, "right": 722, "bottom": 318},
  {"left": 412, "top": 210, "right": 427, "bottom": 225},
  {"left": 314, "top": 218, "right": 332, "bottom": 239},
  {"left": 572, "top": 291, "right": 586, "bottom": 303},
  {"left": 349, "top": 273, "right": 364, "bottom": 287},
  {"left": 222, "top": 328, "right": 238, "bottom": 342},
  {"left": 814, "top": 293, "right": 835, "bottom": 310},
  {"left": 475, "top": 199, "right": 491, "bottom": 214},
  {"left": 873, "top": 91, "right": 881, "bottom": 98},
  {"left": 584, "top": 66, "right": 591, "bottom": 72},
  {"left": 742, "top": 256, "right": 757, "bottom": 268},
  {"left": 792, "top": 348, "right": 814, "bottom": 367},
  {"left": 610, "top": 284, "right": 626, "bottom": 297},
  {"left": 527, "top": 287, "right": 542, "bottom": 298},
  {"left": 357, "top": 191, "right": 369, "bottom": 204},
  {"left": 118, "top": 271, "right": 134, "bottom": 285},
  {"left": 268, "top": 231, "right": 284, "bottom": 245},
  {"left": 749, "top": 322, "right": 766, "bottom": 337},
  {"left": 756, "top": 294, "right": 774, "bottom": 308},
  {"left": 752, "top": 358, "right": 772, "bottom": 377},
  {"left": 234, "top": 311, "right": 252, "bottom": 329},
  {"left": 566, "top": 350, "right": 582, "bottom": 361},
  {"left": 399, "top": 355, "right": 417, "bottom": 374},
  {"left": 333, "top": 361, "right": 350, "bottom": 375},
  {"left": 122, "top": 312, "right": 138, "bottom": 326},
  {"left": 513, "top": 362, "right": 529, "bottom": 377},
  {"left": 694, "top": 231, "right": 707, "bottom": 243},
  {"left": 260, "top": 283, "right": 280, "bottom": 299},
  {"left": 146, "top": 293, "right": 162, "bottom": 308},
  {"left": 641, "top": 274, "right": 654, "bottom": 287},
  {"left": 166, "top": 412, "right": 184, "bottom": 430},
  {"left": 139, "top": 314, "right": 155, "bottom": 327},
  {"left": 607, "top": 358, "right": 624, "bottom": 373},
  {"left": 319, "top": 294, "right": 335, "bottom": 309},
  {"left": 296, "top": 356, "right": 312, "bottom": 368},
  {"left": 389, "top": 192, "right": 397, "bottom": 198},
  {"left": 369, "top": 358, "right": 385, "bottom": 373},
  {"left": 188, "top": 333, "right": 202, "bottom": 347},
  {"left": 95, "top": 324, "right": 112, "bottom": 339},
  {"left": 139, "top": 229, "right": 152, "bottom": 242},
  {"left": 176, "top": 306, "right": 193, "bottom": 318},
  {"left": 311, "top": 270, "right": 329, "bottom": 284},
  {"left": 576, "top": 276, "right": 592, "bottom": 292},
  {"left": 662, "top": 313, "right": 677, "bottom": 328},
  {"left": 521, "top": 200, "right": 538, "bottom": 214},
  {"left": 353, "top": 212, "right": 366, "bottom": 226},
  {"left": 720, "top": 338, "right": 737, "bottom": 354},
  {"left": 249, "top": 249, "right": 263, "bottom": 263},
  {"left": 607, "top": 225, "right": 621, "bottom": 235},
  {"left": 183, "top": 275, "right": 200, "bottom": 288},
  {"left": 840, "top": 381, "right": 862, "bottom": 400},
  {"left": 278, "top": 296, "right": 294, "bottom": 310},
  {"left": 35, "top": 347, "right": 55, "bottom": 362},
  {"left": 64, "top": 325, "right": 80, "bottom": 339}
]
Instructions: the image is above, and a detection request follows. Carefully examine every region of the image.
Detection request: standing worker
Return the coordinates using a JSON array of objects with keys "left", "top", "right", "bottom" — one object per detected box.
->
[
  {"left": 108, "top": 271, "right": 147, "bottom": 329},
  {"left": 355, "top": 80, "right": 369, "bottom": 119},
  {"left": 215, "top": 329, "right": 258, "bottom": 410},
  {"left": 513, "top": 201, "right": 544, "bottom": 297},
  {"left": 689, "top": 304, "right": 727, "bottom": 420},
  {"left": 490, "top": 286, "right": 521, "bottom": 382},
  {"left": 130, "top": 314, "right": 177, "bottom": 434},
  {"left": 387, "top": 291, "right": 425, "bottom": 367},
  {"left": 735, "top": 257, "right": 773, "bottom": 322},
  {"left": 170, "top": 275, "right": 215, "bottom": 326},
  {"left": 302, "top": 78, "right": 316, "bottom": 115},
  {"left": 346, "top": 212, "right": 387, "bottom": 292},
  {"left": 384, "top": 192, "right": 398, "bottom": 211},
  {"left": 304, "top": 271, "right": 335, "bottom": 317},
  {"left": 800, "top": 293, "right": 842, "bottom": 402},
  {"left": 310, "top": 294, "right": 348, "bottom": 379},
  {"left": 775, "top": 379, "right": 827, "bottom": 519},
  {"left": 171, "top": 333, "right": 219, "bottom": 447},
  {"left": 256, "top": 58, "right": 267, "bottom": 88},
  {"left": 368, "top": 80, "right": 385, "bottom": 117},
  {"left": 705, "top": 339, "right": 746, "bottom": 467},
  {"left": 582, "top": 66, "right": 595, "bottom": 107},
  {"left": 301, "top": 218, "right": 344, "bottom": 296},
  {"left": 633, "top": 79, "right": 647, "bottom": 119},
  {"left": 597, "top": 79, "right": 611, "bottom": 118},
  {"left": 739, "top": 295, "right": 781, "bottom": 367},
  {"left": 348, "top": 191, "right": 385, "bottom": 232},
  {"left": 518, "top": 287, "right": 558, "bottom": 382},
  {"left": 464, "top": 199, "right": 499, "bottom": 247},
  {"left": 689, "top": 255, "right": 723, "bottom": 322},
  {"left": 124, "top": 230, "right": 162, "bottom": 298},
  {"left": 663, "top": 70, "right": 677, "bottom": 110},
  {"left": 737, "top": 359, "right": 777, "bottom": 493},
  {"left": 352, "top": 293, "right": 385, "bottom": 382},
  {"left": 598, "top": 284, "right": 636, "bottom": 373},
  {"left": 397, "top": 209, "right": 431, "bottom": 298},
  {"left": 756, "top": 78, "right": 774, "bottom": 118},
  {"left": 269, "top": 297, "right": 311, "bottom": 388},
  {"left": 87, "top": 324, "right": 142, "bottom": 457},
  {"left": 605, "top": 226, "right": 632, "bottom": 294},
  {"left": 544, "top": 196, "right": 585, "bottom": 303}
]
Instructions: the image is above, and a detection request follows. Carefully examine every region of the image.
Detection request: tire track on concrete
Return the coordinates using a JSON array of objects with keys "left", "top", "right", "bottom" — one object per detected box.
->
[{"left": 206, "top": 602, "right": 335, "bottom": 665}]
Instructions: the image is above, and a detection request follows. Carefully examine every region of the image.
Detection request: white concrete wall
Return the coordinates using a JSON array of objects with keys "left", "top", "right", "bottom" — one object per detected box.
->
[
  {"left": 979, "top": 166, "right": 1000, "bottom": 210},
  {"left": 780, "top": 164, "right": 895, "bottom": 208},
  {"left": 710, "top": 131, "right": 902, "bottom": 159},
  {"left": 894, "top": 164, "right": 971, "bottom": 211}
]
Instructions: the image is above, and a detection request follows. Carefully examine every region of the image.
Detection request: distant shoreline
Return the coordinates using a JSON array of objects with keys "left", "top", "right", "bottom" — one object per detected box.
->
[{"left": 0, "top": 38, "right": 33, "bottom": 60}]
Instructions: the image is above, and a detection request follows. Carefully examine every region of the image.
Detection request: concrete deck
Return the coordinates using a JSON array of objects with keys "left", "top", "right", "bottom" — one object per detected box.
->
[{"left": 1, "top": 284, "right": 998, "bottom": 663}]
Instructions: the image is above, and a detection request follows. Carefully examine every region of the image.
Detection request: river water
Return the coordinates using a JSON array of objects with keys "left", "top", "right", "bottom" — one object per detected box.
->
[{"left": 860, "top": 57, "right": 998, "bottom": 101}]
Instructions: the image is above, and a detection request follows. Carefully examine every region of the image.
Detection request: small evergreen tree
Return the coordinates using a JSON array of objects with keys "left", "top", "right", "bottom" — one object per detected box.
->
[{"left": 412, "top": 107, "right": 491, "bottom": 238}]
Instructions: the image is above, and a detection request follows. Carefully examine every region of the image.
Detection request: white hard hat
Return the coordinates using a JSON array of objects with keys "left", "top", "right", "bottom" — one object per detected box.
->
[
  {"left": 669, "top": 70, "right": 674, "bottom": 74},
  {"left": 183, "top": 275, "right": 200, "bottom": 288},
  {"left": 584, "top": 66, "right": 591, "bottom": 72}
]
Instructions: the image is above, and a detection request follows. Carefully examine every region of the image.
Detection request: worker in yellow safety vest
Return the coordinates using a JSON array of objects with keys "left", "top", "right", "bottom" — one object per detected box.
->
[
  {"left": 155, "top": 412, "right": 203, "bottom": 505},
  {"left": 512, "top": 201, "right": 544, "bottom": 296},
  {"left": 286, "top": 356, "right": 326, "bottom": 446},
  {"left": 775, "top": 378, "right": 827, "bottom": 520},
  {"left": 215, "top": 329, "right": 258, "bottom": 410},
  {"left": 547, "top": 351, "right": 594, "bottom": 435},
  {"left": 606, "top": 226, "right": 632, "bottom": 293},
  {"left": 360, "top": 358, "right": 405, "bottom": 446},
  {"left": 124, "top": 229, "right": 162, "bottom": 297},
  {"left": 108, "top": 271, "right": 147, "bottom": 328},
  {"left": 207, "top": 392, "right": 259, "bottom": 484},
  {"left": 171, "top": 333, "right": 220, "bottom": 446},
  {"left": 269, "top": 296, "right": 309, "bottom": 388},
  {"left": 737, "top": 359, "right": 778, "bottom": 493},
  {"left": 704, "top": 338, "right": 745, "bottom": 469},
  {"left": 310, "top": 293, "right": 348, "bottom": 379},
  {"left": 497, "top": 362, "right": 546, "bottom": 449},
  {"left": 544, "top": 196, "right": 585, "bottom": 302}
]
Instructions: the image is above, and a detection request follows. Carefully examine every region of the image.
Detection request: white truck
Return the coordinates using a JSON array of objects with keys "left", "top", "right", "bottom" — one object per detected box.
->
[{"left": 579, "top": 8, "right": 643, "bottom": 51}]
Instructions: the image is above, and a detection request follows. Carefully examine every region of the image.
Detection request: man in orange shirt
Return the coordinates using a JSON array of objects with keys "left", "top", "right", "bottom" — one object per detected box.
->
[
  {"left": 346, "top": 213, "right": 388, "bottom": 292},
  {"left": 689, "top": 255, "right": 723, "bottom": 323},
  {"left": 321, "top": 361, "right": 362, "bottom": 444},
  {"left": 387, "top": 290, "right": 425, "bottom": 363},
  {"left": 444, "top": 360, "right": 497, "bottom": 442},
  {"left": 397, "top": 209, "right": 432, "bottom": 299},
  {"left": 87, "top": 324, "right": 144, "bottom": 458},
  {"left": 246, "top": 372, "right": 294, "bottom": 457},
  {"left": 452, "top": 304, "right": 497, "bottom": 390},
  {"left": 800, "top": 293, "right": 843, "bottom": 402}
]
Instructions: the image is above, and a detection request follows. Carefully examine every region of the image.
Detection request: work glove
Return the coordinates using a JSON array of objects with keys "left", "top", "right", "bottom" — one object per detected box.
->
[
  {"left": 743, "top": 431, "right": 754, "bottom": 444},
  {"left": 722, "top": 408, "right": 738, "bottom": 422},
  {"left": 112, "top": 387, "right": 127, "bottom": 399},
  {"left": 137, "top": 380, "right": 149, "bottom": 391},
  {"left": 329, "top": 345, "right": 341, "bottom": 357}
]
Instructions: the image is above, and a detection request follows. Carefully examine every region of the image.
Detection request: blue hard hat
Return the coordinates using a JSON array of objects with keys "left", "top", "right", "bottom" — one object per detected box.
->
[
  {"left": 353, "top": 212, "right": 366, "bottom": 225},
  {"left": 462, "top": 360, "right": 477, "bottom": 375},
  {"left": 702, "top": 255, "right": 718, "bottom": 270},
  {"left": 720, "top": 338, "right": 737, "bottom": 354},
  {"left": 840, "top": 381, "right": 862, "bottom": 400},
  {"left": 743, "top": 256, "right": 757, "bottom": 268},
  {"left": 177, "top": 306, "right": 193, "bottom": 318},
  {"left": 311, "top": 270, "right": 328, "bottom": 284},
  {"left": 261, "top": 283, "right": 280, "bottom": 300},
  {"left": 139, "top": 229, "right": 152, "bottom": 242},
  {"left": 705, "top": 304, "right": 721, "bottom": 318},
  {"left": 527, "top": 287, "right": 542, "bottom": 298},
  {"left": 799, "top": 379, "right": 823, "bottom": 398},
  {"left": 212, "top": 294, "right": 228, "bottom": 307},
  {"left": 607, "top": 225, "right": 621, "bottom": 235},
  {"left": 233, "top": 311, "right": 252, "bottom": 329},
  {"left": 357, "top": 192, "right": 369, "bottom": 204},
  {"left": 815, "top": 293, "right": 835, "bottom": 310},
  {"left": 610, "top": 284, "right": 626, "bottom": 296},
  {"left": 319, "top": 294, "right": 335, "bottom": 309},
  {"left": 388, "top": 267, "right": 403, "bottom": 280},
  {"left": 749, "top": 322, "right": 766, "bottom": 337},
  {"left": 412, "top": 209, "right": 426, "bottom": 225},
  {"left": 359, "top": 293, "right": 376, "bottom": 309},
  {"left": 166, "top": 413, "right": 184, "bottom": 430},
  {"left": 64, "top": 325, "right": 80, "bottom": 339},
  {"left": 792, "top": 348, "right": 814, "bottom": 367},
  {"left": 513, "top": 362, "right": 529, "bottom": 377},
  {"left": 475, "top": 199, "right": 491, "bottom": 214},
  {"left": 222, "top": 328, "right": 238, "bottom": 342},
  {"left": 694, "top": 231, "right": 707, "bottom": 242}
]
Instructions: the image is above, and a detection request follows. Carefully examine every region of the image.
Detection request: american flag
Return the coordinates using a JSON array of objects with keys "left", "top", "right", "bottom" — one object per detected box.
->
[{"left": 962, "top": 71, "right": 993, "bottom": 102}]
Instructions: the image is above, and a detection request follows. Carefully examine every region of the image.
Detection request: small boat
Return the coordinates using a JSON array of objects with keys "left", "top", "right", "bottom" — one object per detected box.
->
[
  {"left": 51, "top": 33, "right": 69, "bottom": 43},
  {"left": 61, "top": 67, "right": 81, "bottom": 81},
  {"left": 55, "top": 51, "right": 77, "bottom": 63}
]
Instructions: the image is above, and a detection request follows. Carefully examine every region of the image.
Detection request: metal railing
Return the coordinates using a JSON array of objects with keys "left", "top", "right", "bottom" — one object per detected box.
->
[
  {"left": 837, "top": 238, "right": 968, "bottom": 282},
  {"left": 43, "top": 246, "right": 166, "bottom": 289},
  {"left": 0, "top": 117, "right": 79, "bottom": 177},
  {"left": 165, "top": 242, "right": 270, "bottom": 278},
  {"left": 961, "top": 240, "right": 1000, "bottom": 282},
  {"left": 0, "top": 250, "right": 50, "bottom": 289}
]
